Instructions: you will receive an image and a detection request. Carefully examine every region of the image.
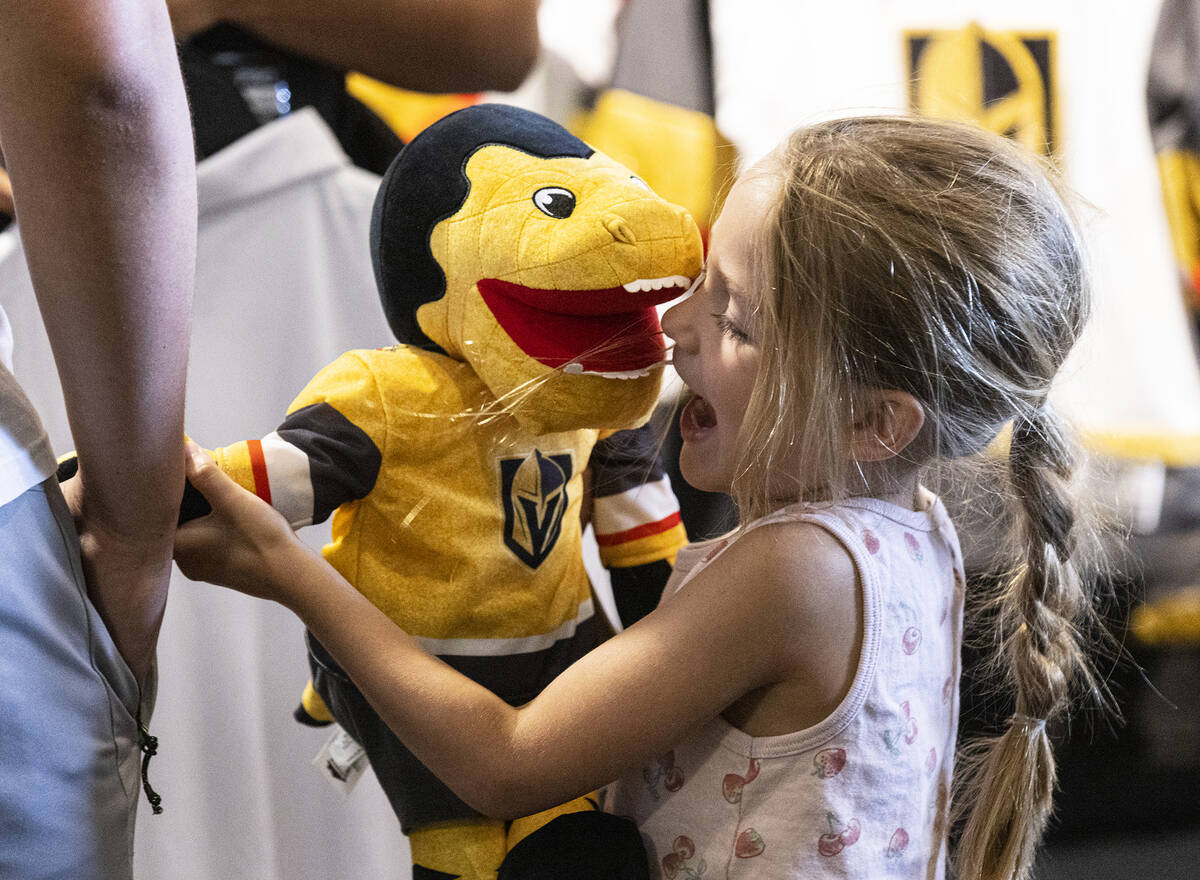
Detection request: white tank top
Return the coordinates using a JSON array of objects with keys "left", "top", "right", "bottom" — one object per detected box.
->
[{"left": 605, "top": 494, "right": 965, "bottom": 879}]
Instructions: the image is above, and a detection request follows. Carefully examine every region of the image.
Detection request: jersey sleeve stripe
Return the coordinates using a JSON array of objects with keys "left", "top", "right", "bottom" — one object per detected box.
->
[
  {"left": 276, "top": 401, "right": 381, "bottom": 523},
  {"left": 594, "top": 511, "right": 682, "bottom": 547},
  {"left": 247, "top": 438, "right": 272, "bottom": 505},
  {"left": 412, "top": 599, "right": 595, "bottom": 657},
  {"left": 260, "top": 431, "right": 316, "bottom": 529},
  {"left": 598, "top": 522, "right": 688, "bottom": 568},
  {"left": 591, "top": 476, "right": 680, "bottom": 535}
]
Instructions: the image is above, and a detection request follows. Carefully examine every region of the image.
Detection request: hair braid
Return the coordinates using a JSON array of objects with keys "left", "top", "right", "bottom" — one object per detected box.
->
[{"left": 956, "top": 404, "right": 1098, "bottom": 880}]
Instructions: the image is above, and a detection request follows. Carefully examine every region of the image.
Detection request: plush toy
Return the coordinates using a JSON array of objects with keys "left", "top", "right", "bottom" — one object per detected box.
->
[{"left": 200, "top": 103, "right": 702, "bottom": 878}]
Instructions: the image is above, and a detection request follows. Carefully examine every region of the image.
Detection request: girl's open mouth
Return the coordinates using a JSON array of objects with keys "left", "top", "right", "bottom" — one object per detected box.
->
[{"left": 680, "top": 392, "right": 718, "bottom": 440}]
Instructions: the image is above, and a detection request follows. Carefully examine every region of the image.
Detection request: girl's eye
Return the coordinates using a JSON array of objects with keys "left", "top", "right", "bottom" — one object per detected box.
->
[
  {"left": 713, "top": 312, "right": 752, "bottom": 344},
  {"left": 629, "top": 175, "right": 652, "bottom": 192}
]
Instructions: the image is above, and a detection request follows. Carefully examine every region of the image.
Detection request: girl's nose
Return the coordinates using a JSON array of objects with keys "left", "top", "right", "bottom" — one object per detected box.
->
[
  {"left": 661, "top": 295, "right": 693, "bottom": 350},
  {"left": 662, "top": 270, "right": 704, "bottom": 345}
]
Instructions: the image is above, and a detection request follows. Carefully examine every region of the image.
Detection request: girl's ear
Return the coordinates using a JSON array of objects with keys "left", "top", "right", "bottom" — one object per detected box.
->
[{"left": 848, "top": 390, "right": 926, "bottom": 462}]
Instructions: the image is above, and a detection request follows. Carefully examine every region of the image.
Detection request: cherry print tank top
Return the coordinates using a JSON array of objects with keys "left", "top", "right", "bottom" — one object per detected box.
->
[{"left": 605, "top": 493, "right": 965, "bottom": 879}]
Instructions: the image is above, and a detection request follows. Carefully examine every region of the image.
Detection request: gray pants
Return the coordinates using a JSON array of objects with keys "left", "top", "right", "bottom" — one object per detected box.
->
[{"left": 0, "top": 479, "right": 143, "bottom": 880}]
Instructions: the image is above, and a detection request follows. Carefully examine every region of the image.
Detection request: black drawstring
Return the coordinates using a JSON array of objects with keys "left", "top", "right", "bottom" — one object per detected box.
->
[{"left": 138, "top": 723, "right": 163, "bottom": 815}]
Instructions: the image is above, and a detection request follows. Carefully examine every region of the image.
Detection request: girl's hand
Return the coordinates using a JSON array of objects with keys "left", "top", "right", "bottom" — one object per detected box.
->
[{"left": 173, "top": 439, "right": 308, "bottom": 603}]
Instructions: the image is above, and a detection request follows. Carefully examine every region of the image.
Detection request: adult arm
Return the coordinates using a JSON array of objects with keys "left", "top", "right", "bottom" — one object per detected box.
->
[
  {"left": 176, "top": 444, "right": 860, "bottom": 818},
  {"left": 168, "top": 0, "right": 542, "bottom": 94},
  {"left": 0, "top": 167, "right": 11, "bottom": 216},
  {"left": 0, "top": 0, "right": 197, "bottom": 687}
]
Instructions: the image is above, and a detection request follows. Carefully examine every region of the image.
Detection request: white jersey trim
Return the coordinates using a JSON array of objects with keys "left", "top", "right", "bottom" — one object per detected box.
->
[{"left": 414, "top": 598, "right": 595, "bottom": 657}]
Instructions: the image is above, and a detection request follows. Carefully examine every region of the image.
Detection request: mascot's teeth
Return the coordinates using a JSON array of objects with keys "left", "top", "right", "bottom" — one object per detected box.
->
[
  {"left": 563, "top": 363, "right": 654, "bottom": 380},
  {"left": 623, "top": 275, "right": 692, "bottom": 293}
]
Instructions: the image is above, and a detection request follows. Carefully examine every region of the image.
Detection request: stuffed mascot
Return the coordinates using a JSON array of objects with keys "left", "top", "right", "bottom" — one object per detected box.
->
[{"left": 197, "top": 103, "right": 702, "bottom": 878}]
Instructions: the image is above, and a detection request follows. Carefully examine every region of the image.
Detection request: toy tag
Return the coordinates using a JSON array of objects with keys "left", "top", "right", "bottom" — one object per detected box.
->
[{"left": 312, "top": 725, "right": 368, "bottom": 795}]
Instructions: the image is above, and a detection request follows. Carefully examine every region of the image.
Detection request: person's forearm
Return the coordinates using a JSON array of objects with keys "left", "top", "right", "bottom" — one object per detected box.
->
[
  {"left": 0, "top": 0, "right": 196, "bottom": 680},
  {"left": 278, "top": 548, "right": 559, "bottom": 818},
  {"left": 1, "top": 1, "right": 196, "bottom": 529},
  {"left": 202, "top": 0, "right": 541, "bottom": 93},
  {"left": 0, "top": 167, "right": 12, "bottom": 217}
]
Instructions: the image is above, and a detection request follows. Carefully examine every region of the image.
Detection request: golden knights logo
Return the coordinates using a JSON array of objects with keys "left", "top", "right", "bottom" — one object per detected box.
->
[
  {"left": 906, "top": 24, "right": 1058, "bottom": 157},
  {"left": 500, "top": 449, "right": 572, "bottom": 569}
]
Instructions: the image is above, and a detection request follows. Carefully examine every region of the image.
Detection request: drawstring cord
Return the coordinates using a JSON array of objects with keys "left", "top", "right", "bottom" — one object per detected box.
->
[{"left": 138, "top": 722, "right": 163, "bottom": 815}]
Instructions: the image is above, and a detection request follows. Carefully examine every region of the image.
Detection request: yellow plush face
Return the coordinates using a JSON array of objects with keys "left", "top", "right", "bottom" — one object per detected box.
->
[{"left": 416, "top": 145, "right": 703, "bottom": 435}]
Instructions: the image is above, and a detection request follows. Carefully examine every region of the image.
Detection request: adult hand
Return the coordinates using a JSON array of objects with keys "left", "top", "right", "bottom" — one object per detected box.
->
[
  {"left": 174, "top": 440, "right": 310, "bottom": 603},
  {"left": 59, "top": 470, "right": 174, "bottom": 687}
]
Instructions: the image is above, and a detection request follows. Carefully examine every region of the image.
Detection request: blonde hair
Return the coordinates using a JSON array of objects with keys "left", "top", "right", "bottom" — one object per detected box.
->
[{"left": 734, "top": 115, "right": 1103, "bottom": 880}]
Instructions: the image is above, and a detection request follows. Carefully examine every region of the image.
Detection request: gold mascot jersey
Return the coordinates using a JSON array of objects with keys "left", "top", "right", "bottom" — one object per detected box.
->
[{"left": 213, "top": 345, "right": 685, "bottom": 699}]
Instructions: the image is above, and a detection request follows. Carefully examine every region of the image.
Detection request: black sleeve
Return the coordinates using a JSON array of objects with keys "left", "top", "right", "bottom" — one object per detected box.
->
[{"left": 277, "top": 401, "right": 382, "bottom": 524}]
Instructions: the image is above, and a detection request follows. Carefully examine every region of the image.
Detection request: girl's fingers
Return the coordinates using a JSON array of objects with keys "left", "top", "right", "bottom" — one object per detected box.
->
[
  {"left": 183, "top": 439, "right": 244, "bottom": 513},
  {"left": 184, "top": 438, "right": 217, "bottom": 489},
  {"left": 175, "top": 440, "right": 241, "bottom": 580},
  {"left": 174, "top": 438, "right": 296, "bottom": 596}
]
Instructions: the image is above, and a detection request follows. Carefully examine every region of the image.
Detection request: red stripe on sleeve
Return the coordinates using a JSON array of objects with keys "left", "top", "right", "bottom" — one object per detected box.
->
[
  {"left": 247, "top": 438, "right": 272, "bottom": 505},
  {"left": 595, "top": 512, "right": 682, "bottom": 547}
]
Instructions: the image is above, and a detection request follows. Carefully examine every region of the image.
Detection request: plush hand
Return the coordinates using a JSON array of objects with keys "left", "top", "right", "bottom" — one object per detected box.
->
[{"left": 173, "top": 440, "right": 312, "bottom": 605}]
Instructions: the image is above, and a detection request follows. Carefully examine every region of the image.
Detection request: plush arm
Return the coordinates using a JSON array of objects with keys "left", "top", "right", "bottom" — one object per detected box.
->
[
  {"left": 588, "top": 425, "right": 688, "bottom": 627},
  {"left": 0, "top": 0, "right": 196, "bottom": 686},
  {"left": 207, "top": 402, "right": 382, "bottom": 529},
  {"left": 169, "top": 0, "right": 542, "bottom": 93},
  {"left": 199, "top": 353, "right": 387, "bottom": 528}
]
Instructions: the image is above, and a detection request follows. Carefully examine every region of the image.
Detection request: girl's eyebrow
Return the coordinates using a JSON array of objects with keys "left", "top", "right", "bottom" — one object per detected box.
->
[
  {"left": 707, "top": 262, "right": 734, "bottom": 312},
  {"left": 714, "top": 266, "right": 755, "bottom": 319},
  {"left": 708, "top": 261, "right": 731, "bottom": 291}
]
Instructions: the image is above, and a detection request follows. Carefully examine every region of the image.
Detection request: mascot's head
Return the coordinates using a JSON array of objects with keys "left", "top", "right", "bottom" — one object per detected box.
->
[{"left": 370, "top": 103, "right": 703, "bottom": 435}]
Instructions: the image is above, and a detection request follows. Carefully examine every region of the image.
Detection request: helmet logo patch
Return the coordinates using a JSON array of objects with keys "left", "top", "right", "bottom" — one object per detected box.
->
[{"left": 500, "top": 450, "right": 572, "bottom": 569}]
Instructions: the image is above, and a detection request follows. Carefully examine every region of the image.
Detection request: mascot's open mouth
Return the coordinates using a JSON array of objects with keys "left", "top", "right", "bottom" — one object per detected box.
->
[{"left": 478, "top": 276, "right": 692, "bottom": 376}]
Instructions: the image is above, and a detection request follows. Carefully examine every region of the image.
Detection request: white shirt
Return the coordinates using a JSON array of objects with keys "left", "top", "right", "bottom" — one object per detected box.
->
[{"left": 0, "top": 282, "right": 55, "bottom": 507}]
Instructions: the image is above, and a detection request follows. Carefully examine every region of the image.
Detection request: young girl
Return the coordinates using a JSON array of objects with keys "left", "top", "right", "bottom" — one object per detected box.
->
[{"left": 175, "top": 114, "right": 1102, "bottom": 880}]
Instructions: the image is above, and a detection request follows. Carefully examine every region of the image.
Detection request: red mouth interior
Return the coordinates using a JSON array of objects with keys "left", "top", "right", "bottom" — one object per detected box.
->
[
  {"left": 477, "top": 278, "right": 687, "bottom": 373},
  {"left": 682, "top": 394, "right": 717, "bottom": 431}
]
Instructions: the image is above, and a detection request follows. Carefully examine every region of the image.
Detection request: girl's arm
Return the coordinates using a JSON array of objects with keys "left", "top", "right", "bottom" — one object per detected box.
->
[{"left": 175, "top": 443, "right": 858, "bottom": 818}]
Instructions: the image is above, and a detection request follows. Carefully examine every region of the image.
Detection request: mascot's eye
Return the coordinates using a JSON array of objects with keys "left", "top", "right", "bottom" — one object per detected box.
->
[
  {"left": 532, "top": 186, "right": 576, "bottom": 218},
  {"left": 629, "top": 176, "right": 652, "bottom": 191}
]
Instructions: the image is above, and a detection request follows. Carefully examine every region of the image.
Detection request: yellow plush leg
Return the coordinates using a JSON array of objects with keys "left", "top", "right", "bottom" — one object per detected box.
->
[
  {"left": 297, "top": 680, "right": 334, "bottom": 723},
  {"left": 409, "top": 818, "right": 507, "bottom": 880},
  {"left": 505, "top": 793, "right": 599, "bottom": 852}
]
